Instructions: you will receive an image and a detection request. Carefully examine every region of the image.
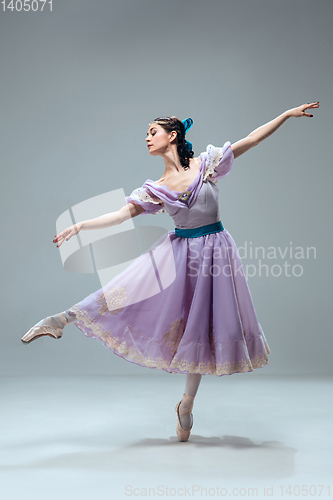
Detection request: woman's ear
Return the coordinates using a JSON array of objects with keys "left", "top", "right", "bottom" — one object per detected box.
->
[{"left": 169, "top": 130, "right": 178, "bottom": 143}]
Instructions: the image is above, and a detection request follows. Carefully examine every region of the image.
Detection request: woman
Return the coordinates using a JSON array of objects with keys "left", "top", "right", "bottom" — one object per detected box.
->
[{"left": 21, "top": 103, "right": 319, "bottom": 442}]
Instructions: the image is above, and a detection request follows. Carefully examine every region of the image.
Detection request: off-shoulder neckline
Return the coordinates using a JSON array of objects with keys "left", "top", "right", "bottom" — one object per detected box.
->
[{"left": 150, "top": 153, "right": 205, "bottom": 194}]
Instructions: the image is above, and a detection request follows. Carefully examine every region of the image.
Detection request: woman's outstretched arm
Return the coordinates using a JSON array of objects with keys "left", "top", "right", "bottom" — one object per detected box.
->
[
  {"left": 230, "top": 101, "right": 319, "bottom": 159},
  {"left": 53, "top": 202, "right": 145, "bottom": 248}
]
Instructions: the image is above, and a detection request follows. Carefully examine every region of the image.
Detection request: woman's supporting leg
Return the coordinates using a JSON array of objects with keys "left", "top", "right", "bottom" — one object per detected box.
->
[
  {"left": 179, "top": 373, "right": 202, "bottom": 430},
  {"left": 185, "top": 373, "right": 202, "bottom": 397}
]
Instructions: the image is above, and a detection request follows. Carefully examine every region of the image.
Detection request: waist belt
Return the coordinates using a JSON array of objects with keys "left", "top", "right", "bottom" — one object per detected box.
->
[{"left": 174, "top": 221, "right": 224, "bottom": 238}]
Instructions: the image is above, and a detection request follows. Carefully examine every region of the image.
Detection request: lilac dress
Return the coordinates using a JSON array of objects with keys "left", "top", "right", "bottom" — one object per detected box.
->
[{"left": 67, "top": 141, "right": 271, "bottom": 376}]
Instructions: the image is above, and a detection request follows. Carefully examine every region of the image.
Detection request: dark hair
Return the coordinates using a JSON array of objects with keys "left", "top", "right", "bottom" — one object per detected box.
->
[{"left": 151, "top": 116, "right": 194, "bottom": 170}]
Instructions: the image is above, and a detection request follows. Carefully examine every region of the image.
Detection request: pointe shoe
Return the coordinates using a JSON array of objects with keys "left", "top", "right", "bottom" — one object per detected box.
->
[
  {"left": 21, "top": 313, "right": 68, "bottom": 344},
  {"left": 175, "top": 393, "right": 195, "bottom": 442}
]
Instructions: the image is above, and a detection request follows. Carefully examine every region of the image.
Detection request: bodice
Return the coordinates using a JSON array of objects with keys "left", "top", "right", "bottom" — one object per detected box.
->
[
  {"left": 163, "top": 179, "right": 221, "bottom": 229},
  {"left": 124, "top": 141, "right": 234, "bottom": 227}
]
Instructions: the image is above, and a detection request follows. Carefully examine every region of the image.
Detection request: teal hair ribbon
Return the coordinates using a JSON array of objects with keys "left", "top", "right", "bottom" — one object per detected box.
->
[{"left": 182, "top": 118, "right": 193, "bottom": 152}]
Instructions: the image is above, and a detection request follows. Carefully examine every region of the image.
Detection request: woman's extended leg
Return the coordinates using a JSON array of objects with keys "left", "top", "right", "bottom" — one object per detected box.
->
[
  {"left": 21, "top": 310, "right": 78, "bottom": 343},
  {"left": 63, "top": 310, "right": 78, "bottom": 324}
]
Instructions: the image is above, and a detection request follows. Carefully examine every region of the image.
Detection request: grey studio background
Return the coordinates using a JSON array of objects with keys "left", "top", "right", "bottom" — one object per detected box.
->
[
  {"left": 1, "top": 1, "right": 333, "bottom": 498},
  {"left": 1, "top": 0, "right": 331, "bottom": 377}
]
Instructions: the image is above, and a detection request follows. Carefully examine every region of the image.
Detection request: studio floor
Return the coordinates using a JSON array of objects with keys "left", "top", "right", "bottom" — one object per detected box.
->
[{"left": 0, "top": 374, "right": 332, "bottom": 500}]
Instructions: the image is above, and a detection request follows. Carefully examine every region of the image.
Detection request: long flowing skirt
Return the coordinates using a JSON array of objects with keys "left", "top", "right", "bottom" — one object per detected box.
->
[{"left": 67, "top": 228, "right": 271, "bottom": 376}]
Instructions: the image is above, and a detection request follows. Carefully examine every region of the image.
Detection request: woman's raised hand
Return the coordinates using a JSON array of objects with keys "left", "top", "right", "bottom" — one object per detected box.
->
[
  {"left": 53, "top": 223, "right": 82, "bottom": 248},
  {"left": 288, "top": 101, "right": 319, "bottom": 118}
]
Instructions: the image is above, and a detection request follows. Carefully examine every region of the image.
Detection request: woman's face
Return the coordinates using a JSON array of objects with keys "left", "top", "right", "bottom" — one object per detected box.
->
[{"left": 145, "top": 122, "right": 175, "bottom": 155}]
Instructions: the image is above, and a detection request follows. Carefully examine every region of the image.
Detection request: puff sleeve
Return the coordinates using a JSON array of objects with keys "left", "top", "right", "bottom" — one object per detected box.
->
[
  {"left": 203, "top": 141, "right": 234, "bottom": 183},
  {"left": 125, "top": 184, "right": 166, "bottom": 215}
]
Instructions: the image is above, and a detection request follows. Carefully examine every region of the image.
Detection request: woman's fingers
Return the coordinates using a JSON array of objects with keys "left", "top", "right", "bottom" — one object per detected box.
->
[
  {"left": 306, "top": 101, "right": 319, "bottom": 116},
  {"left": 289, "top": 102, "right": 319, "bottom": 118},
  {"left": 53, "top": 231, "right": 67, "bottom": 247},
  {"left": 58, "top": 234, "right": 67, "bottom": 247},
  {"left": 55, "top": 235, "right": 64, "bottom": 247},
  {"left": 305, "top": 102, "right": 319, "bottom": 110},
  {"left": 53, "top": 227, "right": 78, "bottom": 247},
  {"left": 296, "top": 102, "right": 319, "bottom": 118}
]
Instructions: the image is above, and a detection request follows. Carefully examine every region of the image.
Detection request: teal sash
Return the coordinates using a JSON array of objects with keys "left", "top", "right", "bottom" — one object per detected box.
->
[{"left": 174, "top": 221, "right": 224, "bottom": 238}]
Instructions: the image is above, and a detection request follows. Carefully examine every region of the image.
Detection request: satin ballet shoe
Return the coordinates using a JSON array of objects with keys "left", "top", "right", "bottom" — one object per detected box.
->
[
  {"left": 21, "top": 313, "right": 69, "bottom": 344},
  {"left": 175, "top": 393, "right": 195, "bottom": 442}
]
